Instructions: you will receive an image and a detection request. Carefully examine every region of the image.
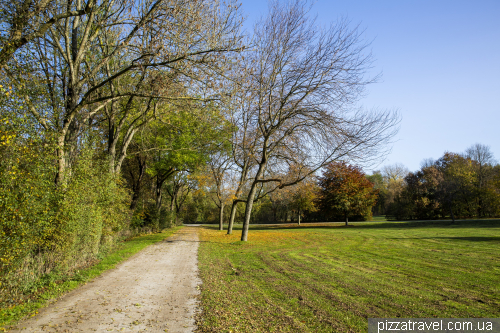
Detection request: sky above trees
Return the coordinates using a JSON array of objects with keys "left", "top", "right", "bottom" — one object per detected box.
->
[{"left": 239, "top": 0, "right": 500, "bottom": 172}]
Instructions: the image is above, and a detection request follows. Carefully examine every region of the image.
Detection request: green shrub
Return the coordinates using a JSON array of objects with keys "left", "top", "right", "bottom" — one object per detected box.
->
[{"left": 0, "top": 124, "right": 130, "bottom": 302}]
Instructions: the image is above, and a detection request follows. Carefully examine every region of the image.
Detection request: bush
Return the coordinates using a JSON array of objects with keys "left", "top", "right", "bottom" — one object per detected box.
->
[{"left": 0, "top": 124, "right": 130, "bottom": 302}]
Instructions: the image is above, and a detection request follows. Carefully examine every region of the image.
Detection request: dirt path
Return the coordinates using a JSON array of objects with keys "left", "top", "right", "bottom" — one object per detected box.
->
[{"left": 10, "top": 226, "right": 202, "bottom": 333}]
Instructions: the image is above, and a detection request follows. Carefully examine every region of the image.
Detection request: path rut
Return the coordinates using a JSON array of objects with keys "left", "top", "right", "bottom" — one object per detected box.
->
[{"left": 10, "top": 226, "right": 201, "bottom": 333}]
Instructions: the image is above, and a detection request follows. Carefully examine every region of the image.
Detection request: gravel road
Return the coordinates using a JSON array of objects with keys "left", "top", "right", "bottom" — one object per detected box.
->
[{"left": 10, "top": 226, "right": 201, "bottom": 333}]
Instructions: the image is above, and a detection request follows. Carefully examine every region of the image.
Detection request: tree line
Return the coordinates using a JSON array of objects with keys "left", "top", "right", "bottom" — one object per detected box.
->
[
  {"left": 369, "top": 144, "right": 500, "bottom": 221},
  {"left": 196, "top": 143, "right": 499, "bottom": 227},
  {"left": 0, "top": 0, "right": 398, "bottom": 300}
]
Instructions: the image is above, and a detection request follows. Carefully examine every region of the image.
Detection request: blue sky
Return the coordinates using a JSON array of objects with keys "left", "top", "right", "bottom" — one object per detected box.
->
[{"left": 238, "top": 0, "right": 500, "bottom": 173}]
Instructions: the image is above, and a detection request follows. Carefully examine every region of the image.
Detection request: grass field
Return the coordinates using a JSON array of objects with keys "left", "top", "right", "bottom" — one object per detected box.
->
[{"left": 196, "top": 220, "right": 500, "bottom": 333}]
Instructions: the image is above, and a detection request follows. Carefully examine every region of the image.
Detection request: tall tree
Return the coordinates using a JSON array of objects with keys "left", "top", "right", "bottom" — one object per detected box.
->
[
  {"left": 381, "top": 163, "right": 409, "bottom": 213},
  {"left": 207, "top": 151, "right": 233, "bottom": 230},
  {"left": 4, "top": 0, "right": 243, "bottom": 184},
  {"left": 366, "top": 171, "right": 386, "bottom": 216},
  {"left": 466, "top": 143, "right": 496, "bottom": 217},
  {"left": 287, "top": 175, "right": 318, "bottom": 225},
  {"left": 234, "top": 0, "right": 399, "bottom": 241},
  {"left": 139, "top": 104, "right": 229, "bottom": 217},
  {"left": 435, "top": 152, "right": 476, "bottom": 220},
  {"left": 317, "top": 162, "right": 378, "bottom": 225}
]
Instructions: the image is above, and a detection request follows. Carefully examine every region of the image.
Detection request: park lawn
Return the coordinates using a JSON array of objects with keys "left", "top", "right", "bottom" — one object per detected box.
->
[{"left": 196, "top": 220, "right": 500, "bottom": 333}]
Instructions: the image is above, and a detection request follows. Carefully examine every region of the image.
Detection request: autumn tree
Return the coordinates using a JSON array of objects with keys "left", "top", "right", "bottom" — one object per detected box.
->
[
  {"left": 386, "top": 147, "right": 500, "bottom": 221},
  {"left": 4, "top": 0, "right": 243, "bottom": 184},
  {"left": 225, "top": 72, "right": 258, "bottom": 234},
  {"left": 317, "top": 162, "right": 378, "bottom": 225},
  {"left": 465, "top": 143, "right": 497, "bottom": 217},
  {"left": 287, "top": 176, "right": 318, "bottom": 225},
  {"left": 488, "top": 166, "right": 500, "bottom": 217},
  {"left": 0, "top": 0, "right": 244, "bottom": 300},
  {"left": 381, "top": 163, "right": 409, "bottom": 210},
  {"left": 207, "top": 150, "right": 233, "bottom": 230},
  {"left": 366, "top": 171, "right": 386, "bottom": 215},
  {"left": 233, "top": 0, "right": 399, "bottom": 240},
  {"left": 0, "top": 0, "right": 96, "bottom": 67}
]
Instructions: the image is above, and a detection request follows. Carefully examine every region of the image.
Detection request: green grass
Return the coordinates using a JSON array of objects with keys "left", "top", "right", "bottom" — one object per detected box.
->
[
  {"left": 0, "top": 226, "right": 182, "bottom": 330},
  {"left": 196, "top": 220, "right": 500, "bottom": 332},
  {"left": 370, "top": 215, "right": 389, "bottom": 222}
]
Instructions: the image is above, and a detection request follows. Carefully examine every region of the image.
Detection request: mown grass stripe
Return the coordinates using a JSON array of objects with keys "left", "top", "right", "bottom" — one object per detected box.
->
[{"left": 197, "top": 220, "right": 500, "bottom": 332}]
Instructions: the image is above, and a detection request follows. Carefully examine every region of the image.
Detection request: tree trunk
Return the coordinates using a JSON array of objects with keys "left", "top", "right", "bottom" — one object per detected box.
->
[
  {"left": 226, "top": 159, "right": 252, "bottom": 235},
  {"left": 114, "top": 128, "right": 137, "bottom": 175},
  {"left": 345, "top": 213, "right": 349, "bottom": 226},
  {"left": 108, "top": 114, "right": 117, "bottom": 174},
  {"left": 298, "top": 209, "right": 301, "bottom": 226},
  {"left": 54, "top": 135, "right": 66, "bottom": 185},
  {"left": 55, "top": 11, "right": 80, "bottom": 185},
  {"left": 155, "top": 187, "right": 163, "bottom": 215},
  {"left": 130, "top": 156, "right": 146, "bottom": 210},
  {"left": 227, "top": 201, "right": 239, "bottom": 235},
  {"left": 241, "top": 181, "right": 259, "bottom": 241},
  {"left": 240, "top": 158, "right": 267, "bottom": 241},
  {"left": 170, "top": 195, "right": 175, "bottom": 212},
  {"left": 156, "top": 176, "right": 166, "bottom": 216},
  {"left": 219, "top": 202, "right": 224, "bottom": 231}
]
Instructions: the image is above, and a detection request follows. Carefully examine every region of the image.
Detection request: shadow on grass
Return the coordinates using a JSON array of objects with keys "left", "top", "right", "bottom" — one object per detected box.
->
[
  {"left": 389, "top": 236, "right": 500, "bottom": 242},
  {"left": 202, "top": 219, "right": 500, "bottom": 232},
  {"left": 164, "top": 239, "right": 209, "bottom": 243}
]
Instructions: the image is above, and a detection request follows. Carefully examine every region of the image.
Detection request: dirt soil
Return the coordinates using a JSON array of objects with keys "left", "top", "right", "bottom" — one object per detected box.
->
[{"left": 10, "top": 226, "right": 202, "bottom": 333}]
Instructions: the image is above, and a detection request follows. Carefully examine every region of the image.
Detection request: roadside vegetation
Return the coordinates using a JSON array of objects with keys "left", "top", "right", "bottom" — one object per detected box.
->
[
  {"left": 197, "top": 221, "right": 500, "bottom": 332},
  {"left": 0, "top": 0, "right": 242, "bottom": 305},
  {"left": 2, "top": 0, "right": 499, "bottom": 328},
  {"left": 0, "top": 226, "right": 181, "bottom": 329}
]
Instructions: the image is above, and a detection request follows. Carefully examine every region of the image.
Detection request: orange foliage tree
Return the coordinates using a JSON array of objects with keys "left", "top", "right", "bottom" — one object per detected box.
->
[{"left": 317, "top": 162, "right": 378, "bottom": 225}]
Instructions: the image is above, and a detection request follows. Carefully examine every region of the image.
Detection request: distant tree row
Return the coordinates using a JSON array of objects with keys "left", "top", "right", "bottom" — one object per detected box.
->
[
  {"left": 195, "top": 144, "right": 499, "bottom": 226},
  {"left": 192, "top": 161, "right": 378, "bottom": 226},
  {"left": 369, "top": 144, "right": 500, "bottom": 220}
]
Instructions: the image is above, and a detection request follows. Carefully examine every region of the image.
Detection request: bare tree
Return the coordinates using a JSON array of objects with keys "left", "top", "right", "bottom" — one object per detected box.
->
[
  {"left": 381, "top": 163, "right": 410, "bottom": 182},
  {"left": 466, "top": 143, "right": 496, "bottom": 167},
  {"left": 234, "top": 0, "right": 399, "bottom": 241},
  {"left": 420, "top": 158, "right": 435, "bottom": 169},
  {"left": 207, "top": 151, "right": 233, "bottom": 230},
  {"left": 225, "top": 81, "right": 259, "bottom": 234}
]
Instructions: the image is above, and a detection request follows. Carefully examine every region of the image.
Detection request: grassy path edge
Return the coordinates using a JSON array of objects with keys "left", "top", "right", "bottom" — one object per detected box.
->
[{"left": 0, "top": 226, "right": 183, "bottom": 330}]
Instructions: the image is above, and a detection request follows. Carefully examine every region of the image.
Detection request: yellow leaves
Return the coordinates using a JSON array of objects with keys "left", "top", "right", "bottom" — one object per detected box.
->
[
  {"left": 0, "top": 85, "right": 13, "bottom": 98},
  {"left": 199, "top": 226, "right": 300, "bottom": 244},
  {"left": 0, "top": 133, "right": 16, "bottom": 146}
]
